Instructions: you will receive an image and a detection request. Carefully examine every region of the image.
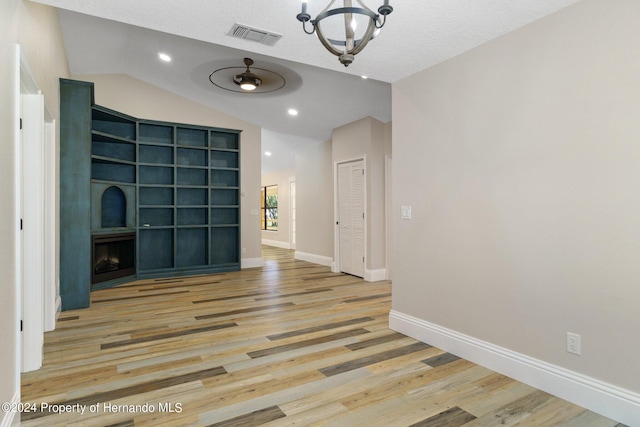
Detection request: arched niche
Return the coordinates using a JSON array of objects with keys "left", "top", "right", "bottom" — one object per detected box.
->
[{"left": 101, "top": 186, "right": 126, "bottom": 228}]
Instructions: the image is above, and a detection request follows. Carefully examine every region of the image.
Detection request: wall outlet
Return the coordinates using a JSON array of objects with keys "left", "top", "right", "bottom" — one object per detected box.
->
[{"left": 567, "top": 332, "right": 581, "bottom": 355}]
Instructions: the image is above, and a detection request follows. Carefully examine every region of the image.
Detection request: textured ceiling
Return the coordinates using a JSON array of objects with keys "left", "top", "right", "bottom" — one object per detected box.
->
[{"left": 32, "top": 0, "right": 582, "bottom": 170}]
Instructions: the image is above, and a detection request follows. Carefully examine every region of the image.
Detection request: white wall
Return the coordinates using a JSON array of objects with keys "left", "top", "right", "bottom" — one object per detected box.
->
[
  {"left": 75, "top": 73, "right": 263, "bottom": 265},
  {"left": 391, "top": 0, "right": 640, "bottom": 422}
]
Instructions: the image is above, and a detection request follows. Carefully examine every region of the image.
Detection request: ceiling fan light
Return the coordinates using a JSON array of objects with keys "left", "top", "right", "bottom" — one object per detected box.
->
[
  {"left": 240, "top": 81, "right": 257, "bottom": 91},
  {"left": 232, "top": 57, "right": 263, "bottom": 91}
]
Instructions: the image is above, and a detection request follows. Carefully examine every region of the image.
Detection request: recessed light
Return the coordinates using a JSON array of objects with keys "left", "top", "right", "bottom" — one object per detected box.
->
[
  {"left": 158, "top": 53, "right": 172, "bottom": 62},
  {"left": 288, "top": 109, "right": 298, "bottom": 116},
  {"left": 264, "top": 151, "right": 272, "bottom": 156},
  {"left": 361, "top": 75, "right": 368, "bottom": 79}
]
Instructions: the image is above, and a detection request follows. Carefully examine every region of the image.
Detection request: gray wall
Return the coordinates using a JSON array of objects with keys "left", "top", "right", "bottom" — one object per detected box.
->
[
  {"left": 295, "top": 141, "right": 334, "bottom": 260},
  {"left": 392, "top": 0, "right": 640, "bottom": 395},
  {"left": 332, "top": 117, "right": 390, "bottom": 274}
]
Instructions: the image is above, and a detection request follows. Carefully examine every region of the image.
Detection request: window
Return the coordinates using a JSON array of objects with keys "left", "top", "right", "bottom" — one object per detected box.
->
[{"left": 261, "top": 185, "right": 278, "bottom": 231}]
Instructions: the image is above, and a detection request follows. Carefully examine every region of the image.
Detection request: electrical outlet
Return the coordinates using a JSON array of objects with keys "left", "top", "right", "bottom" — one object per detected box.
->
[{"left": 567, "top": 332, "right": 581, "bottom": 355}]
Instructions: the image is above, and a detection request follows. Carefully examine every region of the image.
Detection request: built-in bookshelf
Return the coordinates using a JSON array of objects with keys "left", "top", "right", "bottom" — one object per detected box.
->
[{"left": 60, "top": 79, "right": 241, "bottom": 310}]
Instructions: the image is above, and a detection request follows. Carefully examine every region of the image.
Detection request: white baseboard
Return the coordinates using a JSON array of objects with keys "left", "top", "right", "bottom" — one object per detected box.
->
[
  {"left": 294, "top": 251, "right": 333, "bottom": 268},
  {"left": 0, "top": 392, "right": 19, "bottom": 427},
  {"left": 261, "top": 239, "right": 291, "bottom": 249},
  {"left": 365, "top": 268, "right": 386, "bottom": 282},
  {"left": 241, "top": 257, "right": 264, "bottom": 269},
  {"left": 389, "top": 310, "right": 640, "bottom": 426}
]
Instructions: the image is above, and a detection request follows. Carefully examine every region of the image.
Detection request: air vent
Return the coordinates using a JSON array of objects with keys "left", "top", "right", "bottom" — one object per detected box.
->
[{"left": 229, "top": 23, "right": 282, "bottom": 46}]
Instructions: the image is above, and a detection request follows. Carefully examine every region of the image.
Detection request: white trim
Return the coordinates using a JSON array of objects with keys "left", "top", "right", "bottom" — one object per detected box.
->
[
  {"left": 384, "top": 155, "right": 392, "bottom": 281},
  {"left": 389, "top": 310, "right": 640, "bottom": 426},
  {"left": 241, "top": 257, "right": 264, "bottom": 269},
  {"left": 261, "top": 239, "right": 290, "bottom": 249},
  {"left": 0, "top": 392, "right": 19, "bottom": 427},
  {"left": 364, "top": 268, "right": 386, "bottom": 282},
  {"left": 43, "top": 119, "right": 57, "bottom": 332},
  {"left": 294, "top": 251, "right": 333, "bottom": 268},
  {"left": 288, "top": 176, "right": 296, "bottom": 250},
  {"left": 10, "top": 44, "right": 22, "bottom": 427}
]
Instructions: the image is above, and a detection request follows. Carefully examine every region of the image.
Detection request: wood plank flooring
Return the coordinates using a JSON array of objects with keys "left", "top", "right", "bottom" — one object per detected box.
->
[{"left": 21, "top": 246, "right": 626, "bottom": 426}]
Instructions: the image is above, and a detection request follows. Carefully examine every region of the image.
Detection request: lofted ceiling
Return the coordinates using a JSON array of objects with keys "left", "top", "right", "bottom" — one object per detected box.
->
[{"left": 32, "top": 0, "right": 581, "bottom": 165}]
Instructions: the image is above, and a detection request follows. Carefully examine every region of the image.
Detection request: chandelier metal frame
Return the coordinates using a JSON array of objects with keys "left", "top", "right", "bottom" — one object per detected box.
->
[{"left": 296, "top": 0, "right": 393, "bottom": 67}]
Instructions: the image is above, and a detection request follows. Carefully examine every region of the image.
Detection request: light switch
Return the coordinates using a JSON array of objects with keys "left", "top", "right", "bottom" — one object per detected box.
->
[{"left": 401, "top": 205, "right": 412, "bottom": 220}]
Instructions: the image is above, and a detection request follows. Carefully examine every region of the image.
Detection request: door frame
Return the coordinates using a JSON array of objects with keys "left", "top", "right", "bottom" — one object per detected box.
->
[
  {"left": 18, "top": 45, "right": 58, "bottom": 372},
  {"left": 288, "top": 176, "right": 296, "bottom": 250},
  {"left": 333, "top": 155, "right": 367, "bottom": 276},
  {"left": 385, "top": 155, "right": 392, "bottom": 281}
]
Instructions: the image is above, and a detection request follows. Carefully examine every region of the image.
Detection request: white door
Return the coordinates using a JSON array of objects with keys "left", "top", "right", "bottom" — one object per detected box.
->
[
  {"left": 338, "top": 160, "right": 365, "bottom": 277},
  {"left": 21, "top": 93, "right": 45, "bottom": 372}
]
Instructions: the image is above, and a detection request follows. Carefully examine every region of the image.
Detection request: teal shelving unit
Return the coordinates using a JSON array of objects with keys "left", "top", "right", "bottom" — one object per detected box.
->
[{"left": 59, "top": 79, "right": 241, "bottom": 309}]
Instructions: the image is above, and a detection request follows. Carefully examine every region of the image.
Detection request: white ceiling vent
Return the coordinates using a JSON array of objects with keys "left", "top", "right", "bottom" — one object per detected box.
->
[{"left": 229, "top": 23, "right": 282, "bottom": 46}]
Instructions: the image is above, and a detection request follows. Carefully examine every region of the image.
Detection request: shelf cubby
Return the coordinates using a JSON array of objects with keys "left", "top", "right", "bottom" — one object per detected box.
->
[
  {"left": 138, "top": 228, "right": 174, "bottom": 270},
  {"left": 177, "top": 147, "right": 208, "bottom": 166},
  {"left": 177, "top": 208, "right": 208, "bottom": 225},
  {"left": 210, "top": 208, "right": 238, "bottom": 225},
  {"left": 139, "top": 165, "right": 174, "bottom": 185},
  {"left": 177, "top": 127, "right": 207, "bottom": 147},
  {"left": 210, "top": 132, "right": 239, "bottom": 150},
  {"left": 176, "top": 228, "right": 208, "bottom": 267},
  {"left": 139, "top": 144, "right": 174, "bottom": 165},
  {"left": 211, "top": 151, "right": 238, "bottom": 168},
  {"left": 139, "top": 186, "right": 173, "bottom": 206},
  {"left": 177, "top": 167, "right": 208, "bottom": 186},
  {"left": 92, "top": 108, "right": 136, "bottom": 140},
  {"left": 211, "top": 227, "right": 240, "bottom": 264},
  {"left": 139, "top": 207, "right": 174, "bottom": 227},
  {"left": 92, "top": 133, "right": 135, "bottom": 162},
  {"left": 92, "top": 159, "right": 135, "bottom": 183},
  {"left": 177, "top": 188, "right": 208, "bottom": 205},
  {"left": 211, "top": 170, "right": 239, "bottom": 187},
  {"left": 211, "top": 189, "right": 239, "bottom": 206},
  {"left": 139, "top": 123, "right": 173, "bottom": 144}
]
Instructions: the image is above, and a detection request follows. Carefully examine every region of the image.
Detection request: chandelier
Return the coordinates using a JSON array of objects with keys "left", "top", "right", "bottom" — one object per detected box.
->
[{"left": 296, "top": 0, "right": 393, "bottom": 67}]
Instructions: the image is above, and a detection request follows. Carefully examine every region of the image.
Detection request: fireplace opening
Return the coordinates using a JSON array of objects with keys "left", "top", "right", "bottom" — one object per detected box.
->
[{"left": 92, "top": 232, "right": 135, "bottom": 284}]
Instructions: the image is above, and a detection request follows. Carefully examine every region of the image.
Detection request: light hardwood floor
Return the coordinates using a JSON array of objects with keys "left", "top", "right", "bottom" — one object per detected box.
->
[{"left": 21, "top": 246, "right": 625, "bottom": 426}]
